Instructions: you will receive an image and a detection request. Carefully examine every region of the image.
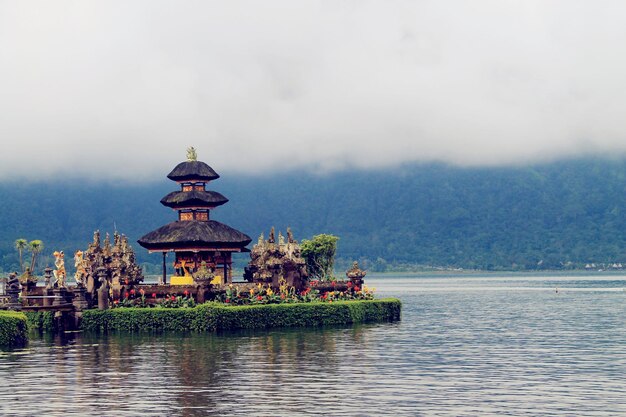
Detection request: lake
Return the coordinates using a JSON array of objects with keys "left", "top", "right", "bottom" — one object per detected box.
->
[{"left": 1, "top": 274, "right": 626, "bottom": 416}]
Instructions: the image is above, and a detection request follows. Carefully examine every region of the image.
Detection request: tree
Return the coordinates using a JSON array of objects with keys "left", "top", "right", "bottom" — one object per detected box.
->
[
  {"left": 301, "top": 234, "right": 339, "bottom": 281},
  {"left": 27, "top": 240, "right": 44, "bottom": 275},
  {"left": 14, "top": 238, "right": 27, "bottom": 273}
]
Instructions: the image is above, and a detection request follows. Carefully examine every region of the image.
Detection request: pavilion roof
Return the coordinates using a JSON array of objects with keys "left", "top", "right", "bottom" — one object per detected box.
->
[
  {"left": 160, "top": 190, "right": 228, "bottom": 209},
  {"left": 138, "top": 220, "right": 251, "bottom": 251},
  {"left": 167, "top": 160, "right": 220, "bottom": 182}
]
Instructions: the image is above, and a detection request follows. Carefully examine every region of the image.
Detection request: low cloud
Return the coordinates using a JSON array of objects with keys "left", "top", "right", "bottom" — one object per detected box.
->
[{"left": 1, "top": 1, "right": 626, "bottom": 181}]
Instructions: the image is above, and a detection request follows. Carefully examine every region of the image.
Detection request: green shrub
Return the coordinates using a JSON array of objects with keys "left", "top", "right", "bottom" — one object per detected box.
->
[
  {"left": 24, "top": 311, "right": 56, "bottom": 333},
  {"left": 0, "top": 310, "right": 28, "bottom": 347},
  {"left": 301, "top": 234, "right": 339, "bottom": 280},
  {"left": 81, "top": 298, "right": 401, "bottom": 333}
]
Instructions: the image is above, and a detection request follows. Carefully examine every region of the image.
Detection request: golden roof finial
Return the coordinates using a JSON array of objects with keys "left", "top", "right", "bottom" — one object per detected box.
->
[{"left": 187, "top": 146, "right": 197, "bottom": 161}]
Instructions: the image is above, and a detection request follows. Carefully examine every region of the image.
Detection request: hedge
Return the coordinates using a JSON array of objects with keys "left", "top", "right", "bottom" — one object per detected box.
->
[
  {"left": 24, "top": 311, "right": 56, "bottom": 333},
  {"left": 81, "top": 298, "right": 402, "bottom": 333},
  {"left": 0, "top": 310, "right": 28, "bottom": 347}
]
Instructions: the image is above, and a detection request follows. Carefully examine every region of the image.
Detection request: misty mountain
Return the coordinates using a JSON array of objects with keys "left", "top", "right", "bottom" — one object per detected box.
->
[{"left": 1, "top": 158, "right": 625, "bottom": 273}]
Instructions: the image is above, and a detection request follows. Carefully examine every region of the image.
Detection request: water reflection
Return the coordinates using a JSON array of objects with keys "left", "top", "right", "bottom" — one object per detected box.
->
[{"left": 1, "top": 275, "right": 626, "bottom": 416}]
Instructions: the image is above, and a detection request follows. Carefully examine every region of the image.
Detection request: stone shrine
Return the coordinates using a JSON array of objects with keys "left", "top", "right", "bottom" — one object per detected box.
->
[{"left": 244, "top": 227, "right": 308, "bottom": 289}]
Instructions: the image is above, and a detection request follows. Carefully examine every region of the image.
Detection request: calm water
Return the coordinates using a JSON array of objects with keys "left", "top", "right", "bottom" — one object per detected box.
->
[{"left": 1, "top": 274, "right": 626, "bottom": 416}]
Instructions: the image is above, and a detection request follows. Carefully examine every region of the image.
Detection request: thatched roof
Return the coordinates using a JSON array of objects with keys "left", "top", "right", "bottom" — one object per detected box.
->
[
  {"left": 160, "top": 190, "right": 228, "bottom": 208},
  {"left": 167, "top": 160, "right": 220, "bottom": 182},
  {"left": 138, "top": 220, "right": 251, "bottom": 251}
]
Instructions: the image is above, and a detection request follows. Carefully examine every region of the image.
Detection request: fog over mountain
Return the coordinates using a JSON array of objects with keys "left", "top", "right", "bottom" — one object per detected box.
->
[
  {"left": 0, "top": 158, "right": 625, "bottom": 273},
  {"left": 2, "top": 1, "right": 626, "bottom": 181}
]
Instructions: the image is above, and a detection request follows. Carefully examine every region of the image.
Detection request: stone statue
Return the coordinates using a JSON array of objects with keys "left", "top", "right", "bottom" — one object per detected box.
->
[
  {"left": 74, "top": 250, "right": 87, "bottom": 287},
  {"left": 7, "top": 272, "right": 19, "bottom": 291},
  {"left": 92, "top": 230, "right": 101, "bottom": 248},
  {"left": 180, "top": 260, "right": 192, "bottom": 277},
  {"left": 52, "top": 251, "right": 67, "bottom": 288},
  {"left": 187, "top": 146, "right": 197, "bottom": 161},
  {"left": 103, "top": 233, "right": 111, "bottom": 258}
]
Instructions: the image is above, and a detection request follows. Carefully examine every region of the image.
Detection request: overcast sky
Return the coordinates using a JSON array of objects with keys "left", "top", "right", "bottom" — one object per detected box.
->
[{"left": 1, "top": 1, "right": 626, "bottom": 181}]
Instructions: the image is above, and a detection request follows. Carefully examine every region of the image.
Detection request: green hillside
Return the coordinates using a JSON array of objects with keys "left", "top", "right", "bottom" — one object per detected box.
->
[{"left": 1, "top": 158, "right": 625, "bottom": 273}]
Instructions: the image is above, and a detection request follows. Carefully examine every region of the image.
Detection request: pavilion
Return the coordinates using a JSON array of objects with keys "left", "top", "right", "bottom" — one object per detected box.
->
[{"left": 138, "top": 148, "right": 251, "bottom": 285}]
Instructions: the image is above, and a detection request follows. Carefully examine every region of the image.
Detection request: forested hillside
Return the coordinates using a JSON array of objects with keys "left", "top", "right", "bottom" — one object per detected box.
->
[{"left": 1, "top": 158, "right": 625, "bottom": 273}]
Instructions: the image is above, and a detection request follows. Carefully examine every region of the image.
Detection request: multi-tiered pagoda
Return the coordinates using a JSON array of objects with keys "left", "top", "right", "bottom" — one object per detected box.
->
[{"left": 138, "top": 148, "right": 251, "bottom": 285}]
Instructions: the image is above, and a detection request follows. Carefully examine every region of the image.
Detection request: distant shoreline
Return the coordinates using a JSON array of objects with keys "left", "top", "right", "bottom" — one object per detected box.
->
[{"left": 367, "top": 269, "right": 626, "bottom": 278}]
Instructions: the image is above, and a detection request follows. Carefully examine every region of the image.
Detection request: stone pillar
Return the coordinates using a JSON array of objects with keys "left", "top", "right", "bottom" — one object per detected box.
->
[
  {"left": 162, "top": 252, "right": 167, "bottom": 285},
  {"left": 96, "top": 267, "right": 109, "bottom": 310},
  {"left": 196, "top": 286, "right": 206, "bottom": 304},
  {"left": 52, "top": 287, "right": 67, "bottom": 307},
  {"left": 72, "top": 284, "right": 88, "bottom": 330},
  {"left": 44, "top": 267, "right": 53, "bottom": 289},
  {"left": 196, "top": 280, "right": 213, "bottom": 304},
  {"left": 40, "top": 267, "right": 53, "bottom": 307},
  {"left": 42, "top": 288, "right": 53, "bottom": 307},
  {"left": 73, "top": 284, "right": 88, "bottom": 311}
]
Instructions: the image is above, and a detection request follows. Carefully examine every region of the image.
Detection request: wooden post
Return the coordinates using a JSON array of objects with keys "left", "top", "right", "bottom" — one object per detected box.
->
[
  {"left": 223, "top": 263, "right": 228, "bottom": 284},
  {"left": 162, "top": 252, "right": 167, "bottom": 285}
]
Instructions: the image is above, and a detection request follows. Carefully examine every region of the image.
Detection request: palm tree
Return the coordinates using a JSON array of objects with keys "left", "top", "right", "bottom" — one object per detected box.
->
[
  {"left": 14, "top": 238, "right": 27, "bottom": 273},
  {"left": 28, "top": 240, "right": 44, "bottom": 275}
]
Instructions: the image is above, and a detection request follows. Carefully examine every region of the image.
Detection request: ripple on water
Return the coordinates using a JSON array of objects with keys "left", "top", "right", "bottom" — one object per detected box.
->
[{"left": 1, "top": 275, "right": 626, "bottom": 416}]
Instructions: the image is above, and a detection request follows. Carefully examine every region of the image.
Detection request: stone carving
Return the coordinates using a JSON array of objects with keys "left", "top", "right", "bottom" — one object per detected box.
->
[
  {"left": 44, "top": 267, "right": 53, "bottom": 290},
  {"left": 5, "top": 272, "right": 21, "bottom": 310},
  {"left": 53, "top": 251, "right": 67, "bottom": 288},
  {"left": 84, "top": 230, "right": 104, "bottom": 293},
  {"left": 346, "top": 261, "right": 366, "bottom": 287},
  {"left": 193, "top": 261, "right": 216, "bottom": 303},
  {"left": 74, "top": 250, "right": 87, "bottom": 287},
  {"left": 244, "top": 227, "right": 308, "bottom": 289},
  {"left": 103, "top": 233, "right": 111, "bottom": 258},
  {"left": 7, "top": 273, "right": 19, "bottom": 291},
  {"left": 187, "top": 146, "right": 197, "bottom": 161},
  {"left": 83, "top": 230, "right": 144, "bottom": 300},
  {"left": 193, "top": 261, "right": 215, "bottom": 285}
]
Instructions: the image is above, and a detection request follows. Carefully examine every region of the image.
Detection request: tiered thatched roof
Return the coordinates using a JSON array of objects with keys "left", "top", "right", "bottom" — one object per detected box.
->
[
  {"left": 138, "top": 220, "right": 251, "bottom": 251},
  {"left": 160, "top": 190, "right": 228, "bottom": 208},
  {"left": 138, "top": 151, "right": 251, "bottom": 253},
  {"left": 167, "top": 160, "right": 220, "bottom": 182}
]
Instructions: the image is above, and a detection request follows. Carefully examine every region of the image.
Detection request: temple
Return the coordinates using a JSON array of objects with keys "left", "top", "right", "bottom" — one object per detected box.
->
[{"left": 138, "top": 148, "right": 251, "bottom": 285}]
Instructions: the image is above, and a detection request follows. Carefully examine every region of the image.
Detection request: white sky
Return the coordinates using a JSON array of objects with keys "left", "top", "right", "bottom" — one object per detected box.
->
[{"left": 1, "top": 0, "right": 626, "bottom": 180}]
